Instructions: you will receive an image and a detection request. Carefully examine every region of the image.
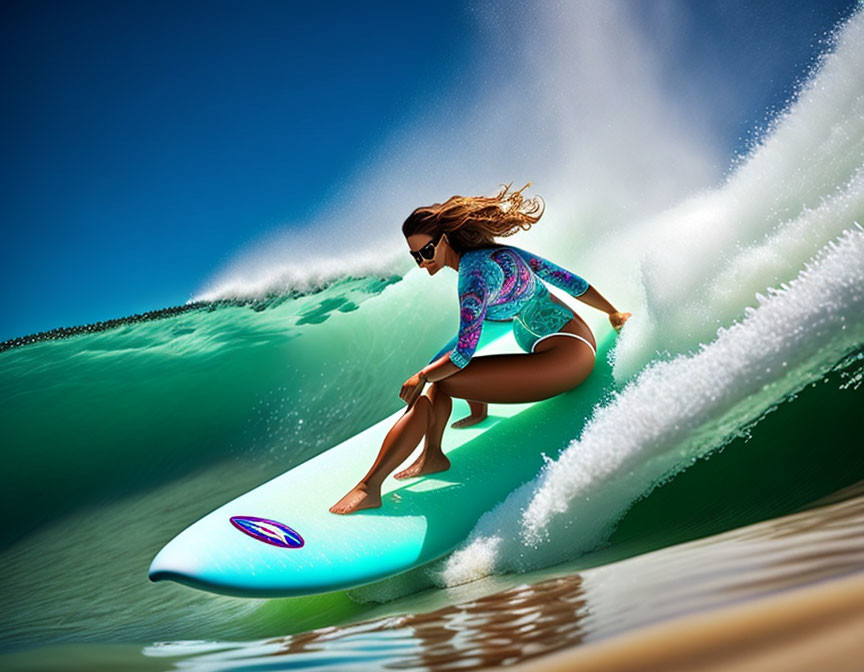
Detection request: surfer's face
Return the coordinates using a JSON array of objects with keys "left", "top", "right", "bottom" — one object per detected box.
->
[{"left": 406, "top": 233, "right": 445, "bottom": 276}]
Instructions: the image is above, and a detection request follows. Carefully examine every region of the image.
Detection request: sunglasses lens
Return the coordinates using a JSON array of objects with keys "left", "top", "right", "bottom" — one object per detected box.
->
[{"left": 410, "top": 234, "right": 443, "bottom": 265}]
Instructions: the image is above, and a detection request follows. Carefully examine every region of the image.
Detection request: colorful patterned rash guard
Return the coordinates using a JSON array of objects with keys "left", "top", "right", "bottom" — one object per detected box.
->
[{"left": 428, "top": 245, "right": 590, "bottom": 368}]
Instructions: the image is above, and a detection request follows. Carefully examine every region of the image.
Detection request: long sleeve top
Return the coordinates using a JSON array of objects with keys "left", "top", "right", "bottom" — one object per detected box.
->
[{"left": 427, "top": 245, "right": 589, "bottom": 368}]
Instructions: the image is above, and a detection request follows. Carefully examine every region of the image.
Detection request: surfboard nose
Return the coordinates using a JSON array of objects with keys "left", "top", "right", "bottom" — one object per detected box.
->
[
  {"left": 146, "top": 510, "right": 348, "bottom": 598},
  {"left": 147, "top": 536, "right": 263, "bottom": 597},
  {"left": 148, "top": 540, "right": 201, "bottom": 583}
]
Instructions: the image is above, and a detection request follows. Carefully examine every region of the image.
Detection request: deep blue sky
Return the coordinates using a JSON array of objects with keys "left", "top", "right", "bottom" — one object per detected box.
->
[{"left": 0, "top": 0, "right": 858, "bottom": 342}]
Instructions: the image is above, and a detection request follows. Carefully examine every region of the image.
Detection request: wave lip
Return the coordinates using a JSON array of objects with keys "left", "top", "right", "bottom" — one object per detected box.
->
[{"left": 193, "top": 242, "right": 411, "bottom": 303}]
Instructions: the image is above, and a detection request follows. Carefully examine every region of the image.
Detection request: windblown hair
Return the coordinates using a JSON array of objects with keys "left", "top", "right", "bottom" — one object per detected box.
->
[{"left": 401, "top": 183, "right": 545, "bottom": 253}]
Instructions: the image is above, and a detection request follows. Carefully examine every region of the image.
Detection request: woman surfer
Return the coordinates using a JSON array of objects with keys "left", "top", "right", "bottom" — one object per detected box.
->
[{"left": 330, "top": 183, "right": 630, "bottom": 514}]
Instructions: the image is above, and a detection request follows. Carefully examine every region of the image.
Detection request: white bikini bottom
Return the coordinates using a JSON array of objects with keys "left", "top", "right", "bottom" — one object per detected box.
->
[{"left": 530, "top": 332, "right": 596, "bottom": 358}]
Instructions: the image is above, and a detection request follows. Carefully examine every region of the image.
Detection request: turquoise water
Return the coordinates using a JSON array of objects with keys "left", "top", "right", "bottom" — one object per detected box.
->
[
  {"left": 1, "top": 275, "right": 406, "bottom": 552},
  {"left": 1, "top": 271, "right": 863, "bottom": 660},
  {"left": 0, "top": 287, "right": 862, "bottom": 669},
  {"left": 2, "top": 5, "right": 864, "bottom": 669}
]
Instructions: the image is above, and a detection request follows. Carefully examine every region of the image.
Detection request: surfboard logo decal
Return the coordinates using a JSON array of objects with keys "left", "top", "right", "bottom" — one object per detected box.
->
[{"left": 230, "top": 516, "right": 305, "bottom": 548}]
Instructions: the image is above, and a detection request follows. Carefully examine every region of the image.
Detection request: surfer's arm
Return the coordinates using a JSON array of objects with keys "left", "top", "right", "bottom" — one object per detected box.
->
[
  {"left": 420, "top": 336, "right": 462, "bottom": 384},
  {"left": 422, "top": 333, "right": 465, "bottom": 383},
  {"left": 573, "top": 285, "right": 620, "bottom": 315},
  {"left": 510, "top": 246, "right": 589, "bottom": 298},
  {"left": 510, "top": 246, "right": 621, "bottom": 314},
  {"left": 421, "top": 262, "right": 489, "bottom": 381},
  {"left": 421, "top": 352, "right": 462, "bottom": 383}
]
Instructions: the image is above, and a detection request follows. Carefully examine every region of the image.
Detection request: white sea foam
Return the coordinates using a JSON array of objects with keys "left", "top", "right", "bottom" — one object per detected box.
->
[
  {"left": 435, "top": 224, "right": 864, "bottom": 586},
  {"left": 612, "top": 9, "right": 864, "bottom": 378},
  {"left": 193, "top": 240, "right": 410, "bottom": 302}
]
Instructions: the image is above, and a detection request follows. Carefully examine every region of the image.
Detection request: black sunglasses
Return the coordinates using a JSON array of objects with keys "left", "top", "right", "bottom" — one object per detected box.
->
[{"left": 410, "top": 232, "right": 444, "bottom": 266}]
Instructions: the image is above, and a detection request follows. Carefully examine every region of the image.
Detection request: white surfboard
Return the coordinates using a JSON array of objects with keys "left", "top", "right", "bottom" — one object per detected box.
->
[{"left": 149, "top": 322, "right": 615, "bottom": 597}]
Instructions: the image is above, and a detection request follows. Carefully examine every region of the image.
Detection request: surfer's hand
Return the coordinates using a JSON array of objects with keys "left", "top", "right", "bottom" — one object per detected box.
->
[
  {"left": 400, "top": 372, "right": 426, "bottom": 407},
  {"left": 609, "top": 311, "right": 631, "bottom": 332}
]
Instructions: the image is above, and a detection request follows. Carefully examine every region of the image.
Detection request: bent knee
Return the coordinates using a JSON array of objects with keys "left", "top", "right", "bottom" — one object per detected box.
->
[
  {"left": 435, "top": 378, "right": 455, "bottom": 398},
  {"left": 408, "top": 394, "right": 433, "bottom": 417}
]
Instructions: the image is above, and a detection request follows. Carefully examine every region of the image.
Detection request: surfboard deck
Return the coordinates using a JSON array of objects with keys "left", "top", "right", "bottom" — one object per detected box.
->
[{"left": 149, "top": 322, "right": 616, "bottom": 597}]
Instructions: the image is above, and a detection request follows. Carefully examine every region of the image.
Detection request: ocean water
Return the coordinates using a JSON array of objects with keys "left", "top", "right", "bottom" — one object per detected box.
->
[{"left": 2, "top": 3, "right": 864, "bottom": 671}]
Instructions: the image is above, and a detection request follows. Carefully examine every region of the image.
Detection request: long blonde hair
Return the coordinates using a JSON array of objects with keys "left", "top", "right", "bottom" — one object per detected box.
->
[{"left": 401, "top": 183, "right": 545, "bottom": 253}]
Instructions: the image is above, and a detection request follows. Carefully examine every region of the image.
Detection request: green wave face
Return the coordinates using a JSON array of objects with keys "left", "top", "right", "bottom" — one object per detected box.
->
[{"left": 0, "top": 273, "right": 455, "bottom": 550}]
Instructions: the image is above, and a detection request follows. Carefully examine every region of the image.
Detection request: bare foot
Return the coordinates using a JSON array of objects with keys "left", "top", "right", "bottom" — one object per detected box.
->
[
  {"left": 450, "top": 405, "right": 488, "bottom": 429},
  {"left": 451, "top": 401, "right": 487, "bottom": 429},
  {"left": 393, "top": 452, "right": 451, "bottom": 480},
  {"left": 329, "top": 483, "right": 382, "bottom": 514}
]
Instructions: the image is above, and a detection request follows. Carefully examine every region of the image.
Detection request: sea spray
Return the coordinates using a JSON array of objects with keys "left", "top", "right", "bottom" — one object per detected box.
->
[
  {"left": 436, "top": 225, "right": 864, "bottom": 585},
  {"left": 613, "top": 9, "right": 864, "bottom": 378},
  {"left": 193, "top": 2, "right": 723, "bottom": 306}
]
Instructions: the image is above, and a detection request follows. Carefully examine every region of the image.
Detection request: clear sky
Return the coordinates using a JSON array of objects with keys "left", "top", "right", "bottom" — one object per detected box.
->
[{"left": 0, "top": 0, "right": 858, "bottom": 342}]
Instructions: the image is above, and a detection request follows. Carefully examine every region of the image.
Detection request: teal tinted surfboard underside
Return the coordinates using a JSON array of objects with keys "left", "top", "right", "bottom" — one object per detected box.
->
[{"left": 149, "top": 322, "right": 616, "bottom": 597}]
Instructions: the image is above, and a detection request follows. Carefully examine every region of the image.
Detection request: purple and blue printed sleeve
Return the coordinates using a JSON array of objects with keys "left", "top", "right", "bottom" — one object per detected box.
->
[
  {"left": 510, "top": 246, "right": 589, "bottom": 297},
  {"left": 449, "top": 259, "right": 490, "bottom": 368}
]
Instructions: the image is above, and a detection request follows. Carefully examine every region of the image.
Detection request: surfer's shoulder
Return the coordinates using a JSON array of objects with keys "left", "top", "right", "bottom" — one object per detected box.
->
[
  {"left": 463, "top": 246, "right": 510, "bottom": 271},
  {"left": 463, "top": 245, "right": 511, "bottom": 263},
  {"left": 457, "top": 247, "right": 504, "bottom": 288},
  {"left": 457, "top": 247, "right": 492, "bottom": 272}
]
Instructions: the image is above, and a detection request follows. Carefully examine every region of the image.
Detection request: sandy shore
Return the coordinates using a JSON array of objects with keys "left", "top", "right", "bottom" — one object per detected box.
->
[{"left": 513, "top": 570, "right": 864, "bottom": 672}]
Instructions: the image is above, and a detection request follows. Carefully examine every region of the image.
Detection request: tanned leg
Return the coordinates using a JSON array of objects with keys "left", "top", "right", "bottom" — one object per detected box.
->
[
  {"left": 330, "top": 396, "right": 432, "bottom": 514},
  {"left": 394, "top": 383, "right": 453, "bottom": 479},
  {"left": 435, "top": 333, "right": 596, "bottom": 404},
  {"left": 330, "top": 323, "right": 596, "bottom": 514}
]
